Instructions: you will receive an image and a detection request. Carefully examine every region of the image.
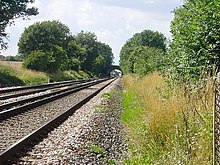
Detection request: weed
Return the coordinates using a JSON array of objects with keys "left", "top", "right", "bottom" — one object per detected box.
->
[
  {"left": 101, "top": 92, "right": 113, "bottom": 99},
  {"left": 102, "top": 157, "right": 115, "bottom": 164},
  {"left": 121, "top": 72, "right": 213, "bottom": 164},
  {"left": 57, "top": 152, "right": 63, "bottom": 157},
  {"left": 88, "top": 142, "right": 104, "bottom": 154}
]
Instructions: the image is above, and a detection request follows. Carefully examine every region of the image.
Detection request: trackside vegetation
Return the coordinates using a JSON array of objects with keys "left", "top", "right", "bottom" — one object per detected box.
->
[
  {"left": 0, "top": 0, "right": 38, "bottom": 50},
  {"left": 0, "top": 62, "right": 91, "bottom": 86},
  {"left": 120, "top": 0, "right": 218, "bottom": 164},
  {"left": 0, "top": 63, "right": 48, "bottom": 86},
  {"left": 121, "top": 73, "right": 213, "bottom": 164}
]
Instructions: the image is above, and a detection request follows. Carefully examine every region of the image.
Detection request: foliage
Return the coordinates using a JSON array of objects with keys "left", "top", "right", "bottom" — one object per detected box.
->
[
  {"left": 88, "top": 143, "right": 104, "bottom": 154},
  {"left": 120, "top": 29, "right": 166, "bottom": 75},
  {"left": 62, "top": 39, "right": 86, "bottom": 71},
  {"left": 75, "top": 31, "right": 113, "bottom": 76},
  {"left": 18, "top": 23, "right": 113, "bottom": 76},
  {"left": 0, "top": 64, "right": 48, "bottom": 86},
  {"left": 75, "top": 31, "right": 98, "bottom": 72},
  {"left": 166, "top": 0, "right": 220, "bottom": 83},
  {"left": 18, "top": 20, "right": 70, "bottom": 57},
  {"left": 23, "top": 45, "right": 66, "bottom": 73},
  {"left": 0, "top": 0, "right": 38, "bottom": 51},
  {"left": 121, "top": 73, "right": 213, "bottom": 164},
  {"left": 3, "top": 54, "right": 23, "bottom": 61}
]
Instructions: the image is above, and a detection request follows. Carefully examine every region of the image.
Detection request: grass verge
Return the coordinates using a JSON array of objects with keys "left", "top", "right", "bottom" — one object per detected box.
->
[
  {"left": 0, "top": 64, "right": 48, "bottom": 86},
  {"left": 0, "top": 61, "right": 93, "bottom": 86},
  {"left": 121, "top": 72, "right": 213, "bottom": 164}
]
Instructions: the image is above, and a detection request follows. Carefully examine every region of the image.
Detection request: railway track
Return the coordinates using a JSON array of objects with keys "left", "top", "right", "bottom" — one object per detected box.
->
[
  {"left": 0, "top": 78, "right": 115, "bottom": 164},
  {"left": 0, "top": 79, "right": 104, "bottom": 119},
  {"left": 0, "top": 78, "right": 93, "bottom": 98}
]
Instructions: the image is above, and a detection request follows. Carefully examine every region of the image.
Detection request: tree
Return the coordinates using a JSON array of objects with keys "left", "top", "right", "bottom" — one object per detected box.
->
[
  {"left": 95, "top": 42, "right": 113, "bottom": 75},
  {"left": 0, "top": 0, "right": 38, "bottom": 51},
  {"left": 75, "top": 31, "right": 99, "bottom": 72},
  {"left": 166, "top": 0, "right": 220, "bottom": 83},
  {"left": 19, "top": 22, "right": 113, "bottom": 75},
  {"left": 75, "top": 31, "right": 113, "bottom": 75},
  {"left": 18, "top": 20, "right": 70, "bottom": 57},
  {"left": 19, "top": 20, "right": 70, "bottom": 73},
  {"left": 120, "top": 29, "right": 166, "bottom": 74},
  {"left": 62, "top": 39, "right": 86, "bottom": 71},
  {"left": 23, "top": 45, "right": 65, "bottom": 73}
]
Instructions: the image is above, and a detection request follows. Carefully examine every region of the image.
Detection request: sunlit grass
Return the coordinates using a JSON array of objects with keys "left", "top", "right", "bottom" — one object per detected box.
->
[
  {"left": 121, "top": 72, "right": 213, "bottom": 164},
  {"left": 0, "top": 63, "right": 48, "bottom": 86},
  {"left": 0, "top": 61, "right": 91, "bottom": 86},
  {"left": 18, "top": 68, "right": 48, "bottom": 85}
]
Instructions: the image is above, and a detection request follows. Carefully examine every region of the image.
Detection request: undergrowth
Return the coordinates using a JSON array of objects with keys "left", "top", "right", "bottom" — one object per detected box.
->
[
  {"left": 121, "top": 72, "right": 213, "bottom": 164},
  {"left": 0, "top": 62, "right": 92, "bottom": 86},
  {"left": 0, "top": 64, "right": 48, "bottom": 86}
]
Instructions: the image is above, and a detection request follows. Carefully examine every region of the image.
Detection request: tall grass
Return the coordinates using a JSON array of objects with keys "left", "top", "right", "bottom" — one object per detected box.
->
[
  {"left": 50, "top": 70, "right": 91, "bottom": 82},
  {"left": 0, "top": 62, "right": 92, "bottom": 86},
  {"left": 0, "top": 64, "right": 48, "bottom": 86},
  {"left": 121, "top": 72, "right": 213, "bottom": 164},
  {"left": 18, "top": 68, "right": 48, "bottom": 85}
]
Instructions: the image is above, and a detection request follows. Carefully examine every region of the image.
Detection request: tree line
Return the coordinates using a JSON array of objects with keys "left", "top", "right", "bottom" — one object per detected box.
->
[
  {"left": 18, "top": 20, "right": 113, "bottom": 76},
  {"left": 120, "top": 0, "right": 219, "bottom": 84}
]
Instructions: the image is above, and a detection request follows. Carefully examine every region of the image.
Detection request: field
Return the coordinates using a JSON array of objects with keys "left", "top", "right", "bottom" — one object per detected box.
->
[{"left": 0, "top": 61, "right": 23, "bottom": 69}]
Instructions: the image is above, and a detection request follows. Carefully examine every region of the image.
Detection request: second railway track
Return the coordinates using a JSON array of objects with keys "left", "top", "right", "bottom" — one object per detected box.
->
[
  {"left": 0, "top": 79, "right": 105, "bottom": 119},
  {"left": 0, "top": 78, "right": 115, "bottom": 164}
]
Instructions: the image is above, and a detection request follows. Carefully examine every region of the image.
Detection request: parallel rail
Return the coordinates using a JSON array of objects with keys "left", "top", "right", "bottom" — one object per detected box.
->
[
  {"left": 0, "top": 80, "right": 84, "bottom": 100},
  {"left": 0, "top": 79, "right": 107, "bottom": 120},
  {"left": 0, "top": 79, "right": 94, "bottom": 95},
  {"left": 0, "top": 78, "right": 115, "bottom": 164}
]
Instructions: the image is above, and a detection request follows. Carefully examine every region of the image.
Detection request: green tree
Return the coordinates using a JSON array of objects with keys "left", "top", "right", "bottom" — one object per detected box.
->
[
  {"left": 167, "top": 0, "right": 220, "bottom": 82},
  {"left": 18, "top": 20, "right": 70, "bottom": 57},
  {"left": 18, "top": 20, "right": 71, "bottom": 73},
  {"left": 23, "top": 45, "right": 65, "bottom": 73},
  {"left": 75, "top": 31, "right": 99, "bottom": 72},
  {"left": 0, "top": 0, "right": 38, "bottom": 50},
  {"left": 62, "top": 39, "right": 86, "bottom": 71},
  {"left": 120, "top": 29, "right": 166, "bottom": 74},
  {"left": 75, "top": 31, "right": 113, "bottom": 76},
  {"left": 23, "top": 50, "right": 49, "bottom": 72},
  {"left": 19, "top": 22, "right": 113, "bottom": 75},
  {"left": 95, "top": 42, "right": 113, "bottom": 75}
]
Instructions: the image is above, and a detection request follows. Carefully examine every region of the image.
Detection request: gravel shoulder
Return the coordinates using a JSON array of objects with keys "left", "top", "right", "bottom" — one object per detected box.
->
[{"left": 12, "top": 78, "right": 126, "bottom": 164}]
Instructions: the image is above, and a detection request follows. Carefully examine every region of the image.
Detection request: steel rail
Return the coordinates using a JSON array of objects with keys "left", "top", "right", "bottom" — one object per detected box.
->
[
  {"left": 0, "top": 78, "right": 115, "bottom": 164},
  {"left": 0, "top": 78, "right": 108, "bottom": 121},
  {"left": 0, "top": 80, "right": 83, "bottom": 100},
  {"left": 0, "top": 78, "right": 94, "bottom": 95},
  {"left": 0, "top": 79, "right": 102, "bottom": 111}
]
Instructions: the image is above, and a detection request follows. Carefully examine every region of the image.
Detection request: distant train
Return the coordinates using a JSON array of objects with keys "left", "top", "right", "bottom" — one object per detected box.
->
[{"left": 110, "top": 70, "right": 121, "bottom": 77}]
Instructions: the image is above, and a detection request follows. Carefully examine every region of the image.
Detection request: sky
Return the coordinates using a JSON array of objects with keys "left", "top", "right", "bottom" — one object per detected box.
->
[{"left": 2, "top": 0, "right": 183, "bottom": 64}]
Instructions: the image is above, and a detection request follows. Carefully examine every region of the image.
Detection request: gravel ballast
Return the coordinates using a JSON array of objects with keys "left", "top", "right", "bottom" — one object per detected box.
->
[{"left": 13, "top": 78, "right": 126, "bottom": 164}]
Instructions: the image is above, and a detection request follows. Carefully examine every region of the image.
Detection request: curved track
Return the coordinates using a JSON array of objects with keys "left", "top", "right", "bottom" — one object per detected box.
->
[{"left": 0, "top": 78, "right": 115, "bottom": 164}]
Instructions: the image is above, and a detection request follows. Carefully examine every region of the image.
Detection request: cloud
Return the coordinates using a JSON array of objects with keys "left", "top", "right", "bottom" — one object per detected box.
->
[{"left": 2, "top": 0, "right": 182, "bottom": 64}]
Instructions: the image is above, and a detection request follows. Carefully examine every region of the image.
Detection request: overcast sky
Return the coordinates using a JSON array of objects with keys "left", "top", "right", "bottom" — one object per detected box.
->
[{"left": 3, "top": 0, "right": 183, "bottom": 64}]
